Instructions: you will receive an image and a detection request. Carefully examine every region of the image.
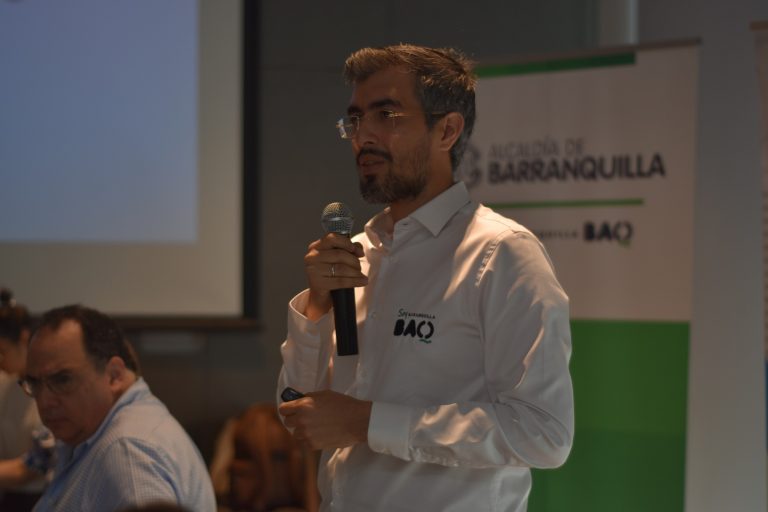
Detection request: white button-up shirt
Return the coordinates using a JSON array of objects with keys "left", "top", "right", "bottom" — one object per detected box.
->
[{"left": 279, "top": 182, "right": 573, "bottom": 512}]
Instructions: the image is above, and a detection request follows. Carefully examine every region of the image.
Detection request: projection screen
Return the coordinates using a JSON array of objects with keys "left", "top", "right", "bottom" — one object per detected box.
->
[{"left": 0, "top": 0, "right": 244, "bottom": 318}]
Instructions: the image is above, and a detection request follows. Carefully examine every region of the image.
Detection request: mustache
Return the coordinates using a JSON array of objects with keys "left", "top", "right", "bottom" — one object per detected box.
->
[{"left": 356, "top": 148, "right": 393, "bottom": 166}]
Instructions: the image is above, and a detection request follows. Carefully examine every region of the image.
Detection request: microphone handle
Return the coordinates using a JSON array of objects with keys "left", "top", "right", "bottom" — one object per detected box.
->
[{"left": 331, "top": 287, "right": 358, "bottom": 356}]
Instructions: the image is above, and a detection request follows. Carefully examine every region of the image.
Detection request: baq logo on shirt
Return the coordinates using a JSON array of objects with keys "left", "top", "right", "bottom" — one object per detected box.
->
[{"left": 393, "top": 308, "right": 436, "bottom": 344}]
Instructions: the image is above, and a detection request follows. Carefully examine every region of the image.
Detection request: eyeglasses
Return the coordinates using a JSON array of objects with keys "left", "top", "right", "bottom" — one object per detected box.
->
[
  {"left": 336, "top": 109, "right": 445, "bottom": 140},
  {"left": 18, "top": 370, "right": 79, "bottom": 397}
]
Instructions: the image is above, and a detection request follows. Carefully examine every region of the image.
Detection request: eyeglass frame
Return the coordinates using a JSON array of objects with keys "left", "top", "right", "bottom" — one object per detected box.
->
[
  {"left": 18, "top": 368, "right": 83, "bottom": 398},
  {"left": 336, "top": 108, "right": 447, "bottom": 140}
]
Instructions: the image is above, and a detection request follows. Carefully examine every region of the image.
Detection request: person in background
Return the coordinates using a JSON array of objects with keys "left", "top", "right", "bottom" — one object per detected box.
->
[
  {"left": 277, "top": 44, "right": 574, "bottom": 511},
  {"left": 20, "top": 304, "right": 216, "bottom": 512},
  {"left": 118, "top": 504, "right": 191, "bottom": 512},
  {"left": 0, "top": 288, "right": 47, "bottom": 511}
]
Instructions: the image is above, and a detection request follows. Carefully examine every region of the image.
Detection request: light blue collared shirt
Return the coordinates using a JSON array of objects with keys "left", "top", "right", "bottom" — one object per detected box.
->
[{"left": 33, "top": 378, "right": 215, "bottom": 512}]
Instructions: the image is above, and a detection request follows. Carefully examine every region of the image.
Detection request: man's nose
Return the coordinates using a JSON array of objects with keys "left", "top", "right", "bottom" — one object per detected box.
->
[{"left": 352, "top": 117, "right": 380, "bottom": 148}]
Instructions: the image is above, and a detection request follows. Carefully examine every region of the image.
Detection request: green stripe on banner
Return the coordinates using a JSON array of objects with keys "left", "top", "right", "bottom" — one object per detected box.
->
[
  {"left": 487, "top": 198, "right": 644, "bottom": 209},
  {"left": 528, "top": 319, "right": 689, "bottom": 512},
  {"left": 476, "top": 53, "right": 636, "bottom": 78}
]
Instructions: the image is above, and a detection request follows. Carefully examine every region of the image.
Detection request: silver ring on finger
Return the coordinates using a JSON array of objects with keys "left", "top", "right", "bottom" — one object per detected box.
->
[{"left": 330, "top": 263, "right": 336, "bottom": 277}]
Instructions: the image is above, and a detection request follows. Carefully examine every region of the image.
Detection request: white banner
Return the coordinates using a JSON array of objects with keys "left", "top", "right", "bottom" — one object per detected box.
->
[{"left": 461, "top": 44, "right": 698, "bottom": 321}]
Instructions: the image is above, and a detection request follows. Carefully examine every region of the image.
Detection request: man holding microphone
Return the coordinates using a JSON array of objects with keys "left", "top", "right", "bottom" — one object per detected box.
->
[{"left": 278, "top": 44, "right": 574, "bottom": 512}]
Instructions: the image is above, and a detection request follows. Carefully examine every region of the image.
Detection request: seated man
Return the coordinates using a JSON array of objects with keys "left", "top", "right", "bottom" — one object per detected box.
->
[{"left": 20, "top": 305, "right": 216, "bottom": 512}]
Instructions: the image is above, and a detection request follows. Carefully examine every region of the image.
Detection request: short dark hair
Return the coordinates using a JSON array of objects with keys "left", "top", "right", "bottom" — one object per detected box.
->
[
  {"left": 0, "top": 288, "right": 31, "bottom": 343},
  {"left": 33, "top": 305, "right": 140, "bottom": 374},
  {"left": 343, "top": 44, "right": 477, "bottom": 171}
]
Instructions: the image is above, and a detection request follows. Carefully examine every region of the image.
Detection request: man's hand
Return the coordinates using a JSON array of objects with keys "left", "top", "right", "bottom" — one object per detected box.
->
[
  {"left": 279, "top": 390, "right": 372, "bottom": 450},
  {"left": 0, "top": 457, "right": 38, "bottom": 489},
  {"left": 303, "top": 233, "right": 367, "bottom": 321}
]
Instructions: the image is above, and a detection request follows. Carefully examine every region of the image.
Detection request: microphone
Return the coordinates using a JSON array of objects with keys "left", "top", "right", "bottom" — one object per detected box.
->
[{"left": 321, "top": 202, "right": 358, "bottom": 356}]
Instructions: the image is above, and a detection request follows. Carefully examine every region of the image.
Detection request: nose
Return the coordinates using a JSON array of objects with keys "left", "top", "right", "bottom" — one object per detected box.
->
[{"left": 352, "top": 116, "right": 380, "bottom": 149}]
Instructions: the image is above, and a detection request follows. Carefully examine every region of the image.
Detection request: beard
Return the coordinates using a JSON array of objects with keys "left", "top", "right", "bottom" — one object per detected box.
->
[{"left": 358, "top": 139, "right": 430, "bottom": 204}]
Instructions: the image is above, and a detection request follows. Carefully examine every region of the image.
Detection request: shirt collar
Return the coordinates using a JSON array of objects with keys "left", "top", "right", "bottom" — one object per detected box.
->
[
  {"left": 365, "top": 182, "right": 471, "bottom": 243},
  {"left": 365, "top": 182, "right": 471, "bottom": 244},
  {"left": 409, "top": 181, "right": 471, "bottom": 236}
]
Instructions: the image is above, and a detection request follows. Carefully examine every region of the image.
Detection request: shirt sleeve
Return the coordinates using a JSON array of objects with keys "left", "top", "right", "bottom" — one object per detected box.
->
[
  {"left": 368, "top": 231, "right": 574, "bottom": 469},
  {"left": 276, "top": 290, "right": 336, "bottom": 404},
  {"left": 90, "top": 438, "right": 181, "bottom": 510}
]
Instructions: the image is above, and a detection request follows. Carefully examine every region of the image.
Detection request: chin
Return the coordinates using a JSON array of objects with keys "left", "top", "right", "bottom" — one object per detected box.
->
[
  {"left": 44, "top": 419, "right": 71, "bottom": 441},
  {"left": 58, "top": 431, "right": 86, "bottom": 446}
]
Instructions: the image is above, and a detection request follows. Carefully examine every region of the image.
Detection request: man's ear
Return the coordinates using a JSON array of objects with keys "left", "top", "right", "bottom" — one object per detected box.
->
[
  {"left": 105, "top": 356, "right": 129, "bottom": 390},
  {"left": 436, "top": 112, "right": 465, "bottom": 153}
]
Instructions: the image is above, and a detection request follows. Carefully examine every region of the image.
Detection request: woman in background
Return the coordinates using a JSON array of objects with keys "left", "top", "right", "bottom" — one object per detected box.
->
[{"left": 0, "top": 288, "right": 46, "bottom": 511}]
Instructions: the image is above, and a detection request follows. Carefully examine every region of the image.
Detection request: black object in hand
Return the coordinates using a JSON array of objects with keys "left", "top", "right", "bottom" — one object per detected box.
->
[
  {"left": 280, "top": 387, "right": 305, "bottom": 402},
  {"left": 321, "top": 202, "right": 359, "bottom": 356}
]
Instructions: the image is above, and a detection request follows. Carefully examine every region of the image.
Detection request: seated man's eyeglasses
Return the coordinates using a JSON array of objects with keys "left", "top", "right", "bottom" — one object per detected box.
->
[
  {"left": 19, "top": 370, "right": 79, "bottom": 397},
  {"left": 336, "top": 109, "right": 445, "bottom": 139}
]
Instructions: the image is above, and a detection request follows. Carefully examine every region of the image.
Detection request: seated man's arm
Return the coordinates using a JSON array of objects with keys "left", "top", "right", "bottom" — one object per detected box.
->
[
  {"left": 94, "top": 438, "right": 181, "bottom": 510},
  {"left": 0, "top": 457, "right": 38, "bottom": 489},
  {"left": 0, "top": 427, "right": 55, "bottom": 489},
  {"left": 91, "top": 436, "right": 214, "bottom": 512}
]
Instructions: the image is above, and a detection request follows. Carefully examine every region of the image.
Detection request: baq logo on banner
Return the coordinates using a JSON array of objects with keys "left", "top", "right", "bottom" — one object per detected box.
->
[{"left": 466, "top": 43, "right": 698, "bottom": 512}]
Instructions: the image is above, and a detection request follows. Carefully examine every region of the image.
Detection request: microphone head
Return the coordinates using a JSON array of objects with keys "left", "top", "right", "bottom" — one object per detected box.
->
[{"left": 321, "top": 202, "right": 354, "bottom": 235}]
